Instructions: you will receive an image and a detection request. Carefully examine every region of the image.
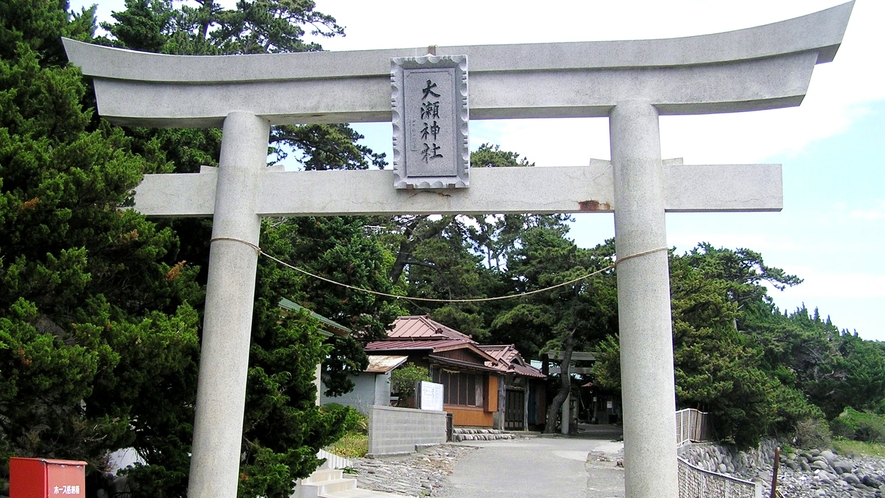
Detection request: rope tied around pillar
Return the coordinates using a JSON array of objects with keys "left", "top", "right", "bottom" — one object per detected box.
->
[{"left": 210, "top": 236, "right": 262, "bottom": 255}]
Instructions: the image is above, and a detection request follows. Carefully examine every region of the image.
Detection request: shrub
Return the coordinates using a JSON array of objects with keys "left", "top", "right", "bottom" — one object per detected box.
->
[
  {"left": 830, "top": 407, "right": 885, "bottom": 443},
  {"left": 390, "top": 363, "right": 431, "bottom": 399},
  {"left": 321, "top": 403, "right": 366, "bottom": 434},
  {"left": 322, "top": 404, "right": 369, "bottom": 458},
  {"left": 793, "top": 418, "right": 832, "bottom": 449}
]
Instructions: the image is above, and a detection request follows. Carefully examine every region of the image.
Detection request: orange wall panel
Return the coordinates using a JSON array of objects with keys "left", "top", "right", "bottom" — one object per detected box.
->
[
  {"left": 486, "top": 375, "right": 499, "bottom": 413},
  {"left": 448, "top": 406, "right": 494, "bottom": 427}
]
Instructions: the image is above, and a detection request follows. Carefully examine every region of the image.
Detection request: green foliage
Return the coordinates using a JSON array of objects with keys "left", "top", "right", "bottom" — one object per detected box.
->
[
  {"left": 390, "top": 363, "right": 431, "bottom": 398},
  {"left": 792, "top": 419, "right": 832, "bottom": 450},
  {"left": 590, "top": 334, "right": 621, "bottom": 390},
  {"left": 471, "top": 143, "right": 533, "bottom": 168},
  {"left": 491, "top": 231, "right": 617, "bottom": 361},
  {"left": 324, "top": 433, "right": 368, "bottom": 459},
  {"left": 1, "top": 0, "right": 396, "bottom": 495},
  {"left": 0, "top": 0, "right": 202, "bottom": 487},
  {"left": 258, "top": 216, "right": 402, "bottom": 398},
  {"left": 322, "top": 404, "right": 367, "bottom": 434},
  {"left": 830, "top": 408, "right": 885, "bottom": 443},
  {"left": 668, "top": 247, "right": 822, "bottom": 447},
  {"left": 322, "top": 404, "right": 368, "bottom": 458},
  {"left": 832, "top": 438, "right": 885, "bottom": 458}
]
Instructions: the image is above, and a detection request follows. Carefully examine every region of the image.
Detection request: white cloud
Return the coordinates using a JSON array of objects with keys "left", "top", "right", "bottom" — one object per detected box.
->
[
  {"left": 773, "top": 266, "right": 885, "bottom": 299},
  {"left": 850, "top": 200, "right": 885, "bottom": 221}
]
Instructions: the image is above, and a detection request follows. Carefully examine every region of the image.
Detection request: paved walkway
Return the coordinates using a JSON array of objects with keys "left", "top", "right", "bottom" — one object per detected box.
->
[{"left": 437, "top": 425, "right": 625, "bottom": 498}]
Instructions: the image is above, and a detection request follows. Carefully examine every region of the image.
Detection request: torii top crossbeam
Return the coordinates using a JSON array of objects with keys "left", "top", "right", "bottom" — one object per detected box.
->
[{"left": 64, "top": 2, "right": 850, "bottom": 128}]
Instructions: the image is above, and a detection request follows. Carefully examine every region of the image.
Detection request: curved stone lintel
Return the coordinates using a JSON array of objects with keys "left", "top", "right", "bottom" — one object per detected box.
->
[{"left": 63, "top": 2, "right": 852, "bottom": 127}]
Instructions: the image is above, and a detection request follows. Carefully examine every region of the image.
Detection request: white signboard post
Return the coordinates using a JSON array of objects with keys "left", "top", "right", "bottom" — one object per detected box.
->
[{"left": 419, "top": 381, "right": 444, "bottom": 412}]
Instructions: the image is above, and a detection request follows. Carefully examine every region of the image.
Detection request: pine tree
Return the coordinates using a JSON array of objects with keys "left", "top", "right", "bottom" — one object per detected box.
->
[{"left": 0, "top": 0, "right": 202, "bottom": 489}]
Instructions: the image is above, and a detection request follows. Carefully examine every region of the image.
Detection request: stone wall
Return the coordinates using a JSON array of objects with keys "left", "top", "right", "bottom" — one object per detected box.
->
[{"left": 367, "top": 405, "right": 446, "bottom": 457}]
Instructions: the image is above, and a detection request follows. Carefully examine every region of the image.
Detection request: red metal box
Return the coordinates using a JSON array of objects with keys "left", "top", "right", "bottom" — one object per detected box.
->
[{"left": 9, "top": 458, "right": 86, "bottom": 498}]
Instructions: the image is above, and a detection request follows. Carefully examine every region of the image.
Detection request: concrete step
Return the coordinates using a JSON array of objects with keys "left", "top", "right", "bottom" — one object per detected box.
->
[
  {"left": 304, "top": 468, "right": 344, "bottom": 483},
  {"left": 319, "top": 478, "right": 358, "bottom": 494},
  {"left": 298, "top": 477, "right": 356, "bottom": 498},
  {"left": 321, "top": 488, "right": 411, "bottom": 498}
]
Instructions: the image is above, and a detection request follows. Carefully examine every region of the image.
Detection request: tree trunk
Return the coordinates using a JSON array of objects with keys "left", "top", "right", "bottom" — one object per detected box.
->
[
  {"left": 387, "top": 216, "right": 452, "bottom": 284},
  {"left": 544, "top": 330, "right": 575, "bottom": 433}
]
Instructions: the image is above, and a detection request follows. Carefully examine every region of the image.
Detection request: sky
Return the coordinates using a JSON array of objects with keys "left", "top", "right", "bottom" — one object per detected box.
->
[{"left": 70, "top": 0, "right": 884, "bottom": 341}]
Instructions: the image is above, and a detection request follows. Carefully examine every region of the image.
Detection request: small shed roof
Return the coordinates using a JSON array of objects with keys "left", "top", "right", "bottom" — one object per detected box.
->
[{"left": 365, "top": 355, "right": 409, "bottom": 374}]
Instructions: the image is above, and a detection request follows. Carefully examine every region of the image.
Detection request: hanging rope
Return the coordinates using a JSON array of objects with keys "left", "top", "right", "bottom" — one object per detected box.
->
[{"left": 210, "top": 237, "right": 667, "bottom": 303}]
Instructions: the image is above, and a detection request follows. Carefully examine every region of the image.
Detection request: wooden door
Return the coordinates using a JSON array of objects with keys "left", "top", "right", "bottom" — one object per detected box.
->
[{"left": 505, "top": 389, "right": 525, "bottom": 430}]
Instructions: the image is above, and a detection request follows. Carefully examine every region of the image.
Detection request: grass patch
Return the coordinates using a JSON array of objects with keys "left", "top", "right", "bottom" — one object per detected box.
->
[
  {"left": 321, "top": 403, "right": 369, "bottom": 458},
  {"left": 832, "top": 438, "right": 885, "bottom": 458},
  {"left": 325, "top": 432, "right": 368, "bottom": 459}
]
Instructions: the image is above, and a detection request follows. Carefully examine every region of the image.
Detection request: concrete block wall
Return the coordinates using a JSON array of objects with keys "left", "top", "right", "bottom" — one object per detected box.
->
[
  {"left": 367, "top": 405, "right": 446, "bottom": 457},
  {"left": 677, "top": 458, "right": 761, "bottom": 498}
]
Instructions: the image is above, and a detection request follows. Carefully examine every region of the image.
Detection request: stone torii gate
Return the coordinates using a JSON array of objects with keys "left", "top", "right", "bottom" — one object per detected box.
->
[{"left": 63, "top": 3, "right": 851, "bottom": 497}]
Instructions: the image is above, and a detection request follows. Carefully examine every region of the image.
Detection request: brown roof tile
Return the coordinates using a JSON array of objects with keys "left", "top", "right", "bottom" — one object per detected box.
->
[{"left": 389, "top": 316, "right": 474, "bottom": 342}]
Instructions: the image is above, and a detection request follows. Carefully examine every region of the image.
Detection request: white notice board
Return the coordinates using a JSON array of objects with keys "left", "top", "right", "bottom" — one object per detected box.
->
[{"left": 420, "top": 381, "right": 444, "bottom": 411}]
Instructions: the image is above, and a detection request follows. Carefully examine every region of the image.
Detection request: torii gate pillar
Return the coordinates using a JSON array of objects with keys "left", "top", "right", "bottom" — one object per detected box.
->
[
  {"left": 611, "top": 101, "right": 678, "bottom": 495},
  {"left": 189, "top": 112, "right": 269, "bottom": 497}
]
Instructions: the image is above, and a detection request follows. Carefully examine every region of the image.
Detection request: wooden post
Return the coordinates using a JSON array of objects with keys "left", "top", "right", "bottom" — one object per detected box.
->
[{"left": 770, "top": 446, "right": 781, "bottom": 498}]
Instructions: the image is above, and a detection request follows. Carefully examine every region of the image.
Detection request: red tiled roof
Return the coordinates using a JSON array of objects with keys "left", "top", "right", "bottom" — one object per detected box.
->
[
  {"left": 512, "top": 363, "right": 547, "bottom": 379},
  {"left": 479, "top": 344, "right": 545, "bottom": 379},
  {"left": 370, "top": 317, "right": 541, "bottom": 377},
  {"left": 365, "top": 339, "right": 466, "bottom": 351},
  {"left": 388, "top": 315, "right": 475, "bottom": 342},
  {"left": 366, "top": 339, "right": 498, "bottom": 364},
  {"left": 479, "top": 344, "right": 519, "bottom": 364}
]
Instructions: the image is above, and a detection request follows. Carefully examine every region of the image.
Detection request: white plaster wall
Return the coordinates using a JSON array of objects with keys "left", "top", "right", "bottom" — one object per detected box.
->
[
  {"left": 321, "top": 373, "right": 379, "bottom": 414},
  {"left": 374, "top": 371, "right": 391, "bottom": 407}
]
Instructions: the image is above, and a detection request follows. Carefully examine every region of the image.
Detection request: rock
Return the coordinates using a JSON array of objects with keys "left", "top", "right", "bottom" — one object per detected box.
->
[
  {"left": 863, "top": 475, "right": 883, "bottom": 488},
  {"left": 843, "top": 473, "right": 862, "bottom": 485},
  {"left": 677, "top": 440, "right": 885, "bottom": 498},
  {"left": 821, "top": 450, "right": 837, "bottom": 467}
]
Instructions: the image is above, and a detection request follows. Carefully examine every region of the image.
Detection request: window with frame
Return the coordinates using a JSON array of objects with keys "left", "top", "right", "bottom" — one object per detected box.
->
[{"left": 433, "top": 369, "right": 484, "bottom": 407}]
